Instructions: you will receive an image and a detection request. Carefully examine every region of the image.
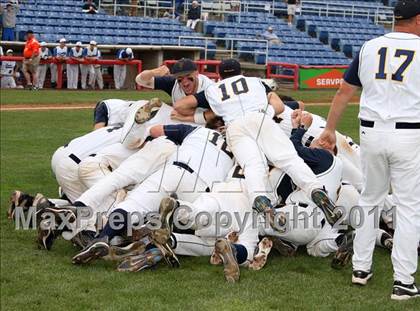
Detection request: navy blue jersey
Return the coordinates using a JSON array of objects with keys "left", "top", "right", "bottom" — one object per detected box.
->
[
  {"left": 290, "top": 128, "right": 333, "bottom": 175},
  {"left": 163, "top": 124, "right": 197, "bottom": 145}
]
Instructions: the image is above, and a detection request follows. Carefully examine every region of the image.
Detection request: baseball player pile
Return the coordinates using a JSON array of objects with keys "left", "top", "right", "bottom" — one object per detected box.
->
[{"left": 7, "top": 1, "right": 419, "bottom": 301}]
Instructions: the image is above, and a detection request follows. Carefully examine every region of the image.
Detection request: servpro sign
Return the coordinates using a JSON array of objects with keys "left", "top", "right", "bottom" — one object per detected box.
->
[{"left": 299, "top": 67, "right": 348, "bottom": 89}]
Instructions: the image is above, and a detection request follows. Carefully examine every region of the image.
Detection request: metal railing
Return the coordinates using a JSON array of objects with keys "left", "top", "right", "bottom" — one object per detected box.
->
[
  {"left": 299, "top": 0, "right": 394, "bottom": 25},
  {"left": 98, "top": 0, "right": 176, "bottom": 18},
  {"left": 178, "top": 35, "right": 269, "bottom": 64}
]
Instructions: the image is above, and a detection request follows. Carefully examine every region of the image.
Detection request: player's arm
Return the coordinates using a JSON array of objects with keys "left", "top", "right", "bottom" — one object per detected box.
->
[
  {"left": 135, "top": 65, "right": 170, "bottom": 89},
  {"left": 93, "top": 101, "right": 108, "bottom": 130},
  {"left": 267, "top": 91, "right": 285, "bottom": 115},
  {"left": 149, "top": 124, "right": 196, "bottom": 145}
]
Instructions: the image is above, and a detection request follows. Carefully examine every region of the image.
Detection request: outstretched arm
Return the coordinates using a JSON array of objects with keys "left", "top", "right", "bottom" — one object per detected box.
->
[{"left": 135, "top": 65, "right": 170, "bottom": 89}]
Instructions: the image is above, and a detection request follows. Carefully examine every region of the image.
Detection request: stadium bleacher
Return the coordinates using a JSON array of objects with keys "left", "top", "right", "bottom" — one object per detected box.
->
[
  {"left": 15, "top": 0, "right": 217, "bottom": 56},
  {"left": 12, "top": 0, "right": 393, "bottom": 66},
  {"left": 204, "top": 12, "right": 350, "bottom": 65}
]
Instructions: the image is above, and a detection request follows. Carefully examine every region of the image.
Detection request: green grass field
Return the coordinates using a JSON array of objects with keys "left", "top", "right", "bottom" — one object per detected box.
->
[{"left": 0, "top": 91, "right": 418, "bottom": 311}]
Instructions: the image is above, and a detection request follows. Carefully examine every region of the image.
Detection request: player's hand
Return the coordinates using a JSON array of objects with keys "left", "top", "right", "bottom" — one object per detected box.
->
[
  {"left": 318, "top": 129, "right": 337, "bottom": 152},
  {"left": 170, "top": 109, "right": 193, "bottom": 122},
  {"left": 156, "top": 65, "right": 170, "bottom": 76},
  {"left": 300, "top": 112, "right": 313, "bottom": 129},
  {"left": 291, "top": 109, "right": 302, "bottom": 128}
]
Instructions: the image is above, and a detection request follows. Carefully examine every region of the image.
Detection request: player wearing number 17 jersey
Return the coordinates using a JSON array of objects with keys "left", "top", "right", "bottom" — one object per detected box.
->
[
  {"left": 175, "top": 59, "right": 342, "bottom": 228},
  {"left": 318, "top": 0, "right": 420, "bottom": 300}
]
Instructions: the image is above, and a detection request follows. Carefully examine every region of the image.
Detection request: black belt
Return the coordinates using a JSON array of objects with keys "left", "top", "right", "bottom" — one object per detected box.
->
[
  {"left": 69, "top": 153, "right": 81, "bottom": 164},
  {"left": 173, "top": 161, "right": 194, "bottom": 174},
  {"left": 360, "top": 119, "right": 420, "bottom": 129}
]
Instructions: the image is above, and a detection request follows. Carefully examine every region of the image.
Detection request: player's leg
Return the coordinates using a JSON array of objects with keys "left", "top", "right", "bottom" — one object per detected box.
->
[
  {"left": 88, "top": 65, "right": 95, "bottom": 88},
  {"left": 389, "top": 129, "right": 420, "bottom": 291},
  {"left": 95, "top": 67, "right": 103, "bottom": 89},
  {"left": 352, "top": 127, "right": 390, "bottom": 285},
  {"left": 172, "top": 233, "right": 215, "bottom": 256},
  {"left": 66, "top": 64, "right": 73, "bottom": 89},
  {"left": 50, "top": 63, "right": 57, "bottom": 85},
  {"left": 54, "top": 157, "right": 88, "bottom": 204},
  {"left": 76, "top": 138, "right": 177, "bottom": 210},
  {"left": 113, "top": 65, "right": 120, "bottom": 89},
  {"left": 80, "top": 64, "right": 88, "bottom": 89},
  {"left": 120, "top": 65, "right": 127, "bottom": 89}
]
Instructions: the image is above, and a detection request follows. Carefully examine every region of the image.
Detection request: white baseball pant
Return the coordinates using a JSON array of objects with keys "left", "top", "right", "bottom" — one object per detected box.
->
[
  {"left": 113, "top": 64, "right": 126, "bottom": 90},
  {"left": 66, "top": 64, "right": 79, "bottom": 89},
  {"left": 1, "top": 76, "right": 16, "bottom": 88},
  {"left": 51, "top": 147, "right": 87, "bottom": 204},
  {"left": 36, "top": 64, "right": 48, "bottom": 89},
  {"left": 80, "top": 64, "right": 95, "bottom": 89},
  {"left": 226, "top": 112, "right": 322, "bottom": 203},
  {"left": 353, "top": 123, "right": 420, "bottom": 284},
  {"left": 93, "top": 66, "right": 103, "bottom": 89}
]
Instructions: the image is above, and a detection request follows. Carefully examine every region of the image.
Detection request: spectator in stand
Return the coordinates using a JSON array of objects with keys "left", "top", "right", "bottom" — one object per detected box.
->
[
  {"left": 259, "top": 26, "right": 281, "bottom": 45},
  {"left": 81, "top": 40, "right": 103, "bottom": 89},
  {"left": 0, "top": 1, "right": 19, "bottom": 41},
  {"left": 1, "top": 49, "right": 17, "bottom": 88},
  {"left": 114, "top": 47, "right": 133, "bottom": 90},
  {"left": 129, "top": 0, "right": 138, "bottom": 16},
  {"left": 83, "top": 0, "right": 98, "bottom": 14},
  {"left": 285, "top": 0, "right": 299, "bottom": 26},
  {"left": 67, "top": 41, "right": 84, "bottom": 89},
  {"left": 186, "top": 0, "right": 201, "bottom": 30},
  {"left": 51, "top": 38, "right": 68, "bottom": 88},
  {"left": 22, "top": 30, "right": 40, "bottom": 90},
  {"left": 36, "top": 41, "right": 52, "bottom": 89}
]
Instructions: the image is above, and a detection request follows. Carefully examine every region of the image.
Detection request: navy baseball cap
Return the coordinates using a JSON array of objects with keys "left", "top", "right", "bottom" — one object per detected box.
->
[
  {"left": 171, "top": 59, "right": 197, "bottom": 77},
  {"left": 219, "top": 58, "right": 241, "bottom": 78},
  {"left": 394, "top": 0, "right": 420, "bottom": 20}
]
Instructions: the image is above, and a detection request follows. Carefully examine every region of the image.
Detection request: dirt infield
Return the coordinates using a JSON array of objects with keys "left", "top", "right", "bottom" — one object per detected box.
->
[{"left": 0, "top": 103, "right": 96, "bottom": 111}]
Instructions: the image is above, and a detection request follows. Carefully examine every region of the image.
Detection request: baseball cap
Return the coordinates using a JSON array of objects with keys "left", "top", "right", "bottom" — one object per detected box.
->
[
  {"left": 126, "top": 47, "right": 133, "bottom": 54},
  {"left": 6, "top": 49, "right": 13, "bottom": 54},
  {"left": 40, "top": 41, "right": 47, "bottom": 47},
  {"left": 192, "top": 1, "right": 199, "bottom": 5},
  {"left": 268, "top": 26, "right": 273, "bottom": 30},
  {"left": 76, "top": 41, "right": 82, "bottom": 46},
  {"left": 59, "top": 38, "right": 66, "bottom": 43},
  {"left": 219, "top": 58, "right": 241, "bottom": 78},
  {"left": 394, "top": 0, "right": 420, "bottom": 20},
  {"left": 90, "top": 40, "right": 97, "bottom": 45},
  {"left": 170, "top": 58, "right": 198, "bottom": 77},
  {"left": 26, "top": 30, "right": 34, "bottom": 34}
]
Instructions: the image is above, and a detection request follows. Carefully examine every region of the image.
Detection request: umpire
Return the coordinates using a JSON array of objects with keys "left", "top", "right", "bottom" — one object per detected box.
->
[{"left": 319, "top": 0, "right": 420, "bottom": 300}]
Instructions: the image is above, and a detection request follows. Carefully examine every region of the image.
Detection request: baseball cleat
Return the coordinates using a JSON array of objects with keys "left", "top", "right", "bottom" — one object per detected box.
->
[
  {"left": 135, "top": 98, "right": 162, "bottom": 124},
  {"left": 252, "top": 196, "right": 272, "bottom": 214},
  {"left": 214, "top": 238, "right": 240, "bottom": 283},
  {"left": 159, "top": 196, "right": 178, "bottom": 236},
  {"left": 269, "top": 236, "right": 298, "bottom": 257},
  {"left": 8, "top": 190, "right": 34, "bottom": 219},
  {"left": 37, "top": 218, "right": 59, "bottom": 250},
  {"left": 249, "top": 237, "right": 273, "bottom": 271},
  {"left": 72, "top": 237, "right": 110, "bottom": 265},
  {"left": 331, "top": 229, "right": 355, "bottom": 269},
  {"left": 37, "top": 206, "right": 77, "bottom": 230},
  {"left": 380, "top": 231, "right": 393, "bottom": 252},
  {"left": 352, "top": 270, "right": 373, "bottom": 286},
  {"left": 210, "top": 231, "right": 239, "bottom": 266},
  {"left": 71, "top": 231, "right": 97, "bottom": 249},
  {"left": 117, "top": 248, "right": 163, "bottom": 272},
  {"left": 311, "top": 188, "right": 342, "bottom": 225},
  {"left": 106, "top": 240, "right": 148, "bottom": 261},
  {"left": 391, "top": 281, "right": 420, "bottom": 300}
]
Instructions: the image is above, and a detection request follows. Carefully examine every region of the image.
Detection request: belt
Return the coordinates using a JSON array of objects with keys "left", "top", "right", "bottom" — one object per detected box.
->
[
  {"left": 69, "top": 153, "right": 81, "bottom": 164},
  {"left": 173, "top": 161, "right": 194, "bottom": 174},
  {"left": 360, "top": 119, "right": 420, "bottom": 129}
]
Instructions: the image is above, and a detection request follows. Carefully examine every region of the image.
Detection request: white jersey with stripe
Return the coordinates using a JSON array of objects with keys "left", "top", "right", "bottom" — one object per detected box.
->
[
  {"left": 358, "top": 32, "right": 420, "bottom": 122},
  {"left": 70, "top": 47, "right": 83, "bottom": 58},
  {"left": 60, "top": 126, "right": 123, "bottom": 160},
  {"left": 54, "top": 46, "right": 68, "bottom": 57},
  {"left": 103, "top": 99, "right": 134, "bottom": 126},
  {"left": 1, "top": 61, "right": 15, "bottom": 75},
  {"left": 171, "top": 127, "right": 235, "bottom": 187},
  {"left": 204, "top": 75, "right": 274, "bottom": 124},
  {"left": 171, "top": 74, "right": 214, "bottom": 102}
]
